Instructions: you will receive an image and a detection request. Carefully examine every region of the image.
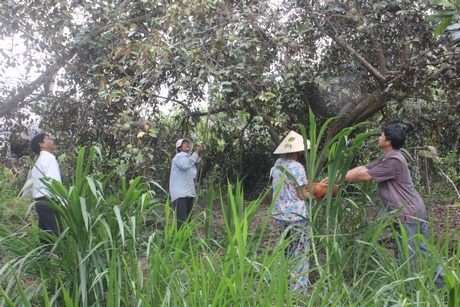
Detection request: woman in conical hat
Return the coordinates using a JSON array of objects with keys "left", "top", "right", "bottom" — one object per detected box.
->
[{"left": 271, "top": 130, "right": 314, "bottom": 293}]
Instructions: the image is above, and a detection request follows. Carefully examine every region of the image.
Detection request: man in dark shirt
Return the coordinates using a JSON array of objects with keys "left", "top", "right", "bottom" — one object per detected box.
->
[{"left": 323, "top": 124, "right": 445, "bottom": 288}]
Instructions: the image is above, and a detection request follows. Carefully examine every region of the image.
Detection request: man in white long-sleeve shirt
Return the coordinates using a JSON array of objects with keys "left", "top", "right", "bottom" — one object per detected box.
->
[
  {"left": 31, "top": 134, "right": 63, "bottom": 248},
  {"left": 169, "top": 138, "right": 205, "bottom": 229}
]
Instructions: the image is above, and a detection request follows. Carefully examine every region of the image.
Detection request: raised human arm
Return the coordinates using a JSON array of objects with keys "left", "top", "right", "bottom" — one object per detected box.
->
[
  {"left": 195, "top": 144, "right": 205, "bottom": 155},
  {"left": 174, "top": 148, "right": 204, "bottom": 170}
]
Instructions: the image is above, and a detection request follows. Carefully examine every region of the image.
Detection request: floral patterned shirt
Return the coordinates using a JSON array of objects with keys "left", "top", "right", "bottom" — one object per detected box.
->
[{"left": 271, "top": 158, "right": 308, "bottom": 221}]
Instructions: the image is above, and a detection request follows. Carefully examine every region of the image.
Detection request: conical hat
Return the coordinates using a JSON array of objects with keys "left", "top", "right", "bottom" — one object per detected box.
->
[{"left": 273, "top": 131, "right": 310, "bottom": 154}]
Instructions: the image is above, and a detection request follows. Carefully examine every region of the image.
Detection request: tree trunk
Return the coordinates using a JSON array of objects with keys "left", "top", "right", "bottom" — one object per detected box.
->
[
  {"left": 0, "top": 12, "right": 150, "bottom": 118},
  {"left": 0, "top": 48, "right": 77, "bottom": 117},
  {"left": 325, "top": 90, "right": 388, "bottom": 142}
]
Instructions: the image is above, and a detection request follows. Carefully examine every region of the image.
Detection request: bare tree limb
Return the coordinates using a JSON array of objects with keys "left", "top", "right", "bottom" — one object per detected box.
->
[
  {"left": 372, "top": 38, "right": 387, "bottom": 76},
  {"left": 0, "top": 48, "right": 78, "bottom": 117},
  {"left": 306, "top": 4, "right": 387, "bottom": 85}
]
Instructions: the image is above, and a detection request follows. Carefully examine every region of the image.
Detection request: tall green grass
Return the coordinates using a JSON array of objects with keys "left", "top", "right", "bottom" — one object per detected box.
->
[
  {"left": 1, "top": 117, "right": 459, "bottom": 306},
  {"left": 298, "top": 112, "right": 455, "bottom": 306},
  {"left": 0, "top": 147, "right": 155, "bottom": 306}
]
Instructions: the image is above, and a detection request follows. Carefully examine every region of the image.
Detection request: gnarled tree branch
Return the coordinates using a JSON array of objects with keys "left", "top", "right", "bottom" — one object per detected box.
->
[{"left": 0, "top": 8, "right": 151, "bottom": 118}]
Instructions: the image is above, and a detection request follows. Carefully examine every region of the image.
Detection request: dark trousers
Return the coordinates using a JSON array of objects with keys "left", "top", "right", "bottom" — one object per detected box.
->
[
  {"left": 173, "top": 197, "right": 194, "bottom": 229},
  {"left": 35, "top": 198, "right": 64, "bottom": 249},
  {"left": 394, "top": 222, "right": 445, "bottom": 288}
]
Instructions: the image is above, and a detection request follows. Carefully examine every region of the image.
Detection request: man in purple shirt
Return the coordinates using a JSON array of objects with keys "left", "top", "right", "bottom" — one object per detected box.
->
[{"left": 323, "top": 124, "right": 445, "bottom": 288}]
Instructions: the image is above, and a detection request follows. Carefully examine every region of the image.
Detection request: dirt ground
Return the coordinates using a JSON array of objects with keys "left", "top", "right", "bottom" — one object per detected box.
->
[
  {"left": 3, "top": 197, "right": 458, "bottom": 267},
  {"left": 428, "top": 198, "right": 460, "bottom": 241},
  {"left": 196, "top": 196, "right": 460, "bottom": 254}
]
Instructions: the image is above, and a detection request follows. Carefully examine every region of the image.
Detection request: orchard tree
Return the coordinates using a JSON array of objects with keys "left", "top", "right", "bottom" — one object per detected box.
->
[
  {"left": 289, "top": 0, "right": 460, "bottom": 147},
  {"left": 1, "top": 0, "right": 458, "bottom": 189}
]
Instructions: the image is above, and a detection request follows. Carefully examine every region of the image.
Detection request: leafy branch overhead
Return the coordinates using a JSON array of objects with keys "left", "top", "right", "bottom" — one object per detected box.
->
[
  {"left": 429, "top": 0, "right": 460, "bottom": 45},
  {"left": 0, "top": 0, "right": 458, "bottom": 183}
]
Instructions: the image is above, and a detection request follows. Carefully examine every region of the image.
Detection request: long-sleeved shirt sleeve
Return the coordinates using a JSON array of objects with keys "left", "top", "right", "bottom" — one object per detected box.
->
[{"left": 169, "top": 152, "right": 200, "bottom": 202}]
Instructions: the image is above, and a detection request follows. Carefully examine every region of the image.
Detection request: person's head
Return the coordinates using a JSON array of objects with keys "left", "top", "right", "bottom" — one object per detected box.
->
[
  {"left": 381, "top": 124, "right": 406, "bottom": 150},
  {"left": 31, "top": 134, "right": 55, "bottom": 154},
  {"left": 175, "top": 138, "right": 194, "bottom": 154},
  {"left": 273, "top": 131, "right": 310, "bottom": 158}
]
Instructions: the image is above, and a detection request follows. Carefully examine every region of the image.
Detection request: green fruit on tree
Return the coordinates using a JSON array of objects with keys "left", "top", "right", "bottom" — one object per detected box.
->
[
  {"left": 132, "top": 148, "right": 139, "bottom": 155},
  {"left": 228, "top": 35, "right": 236, "bottom": 42},
  {"left": 121, "top": 123, "right": 131, "bottom": 131},
  {"left": 282, "top": 37, "right": 289, "bottom": 44},
  {"left": 126, "top": 144, "right": 133, "bottom": 150}
]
